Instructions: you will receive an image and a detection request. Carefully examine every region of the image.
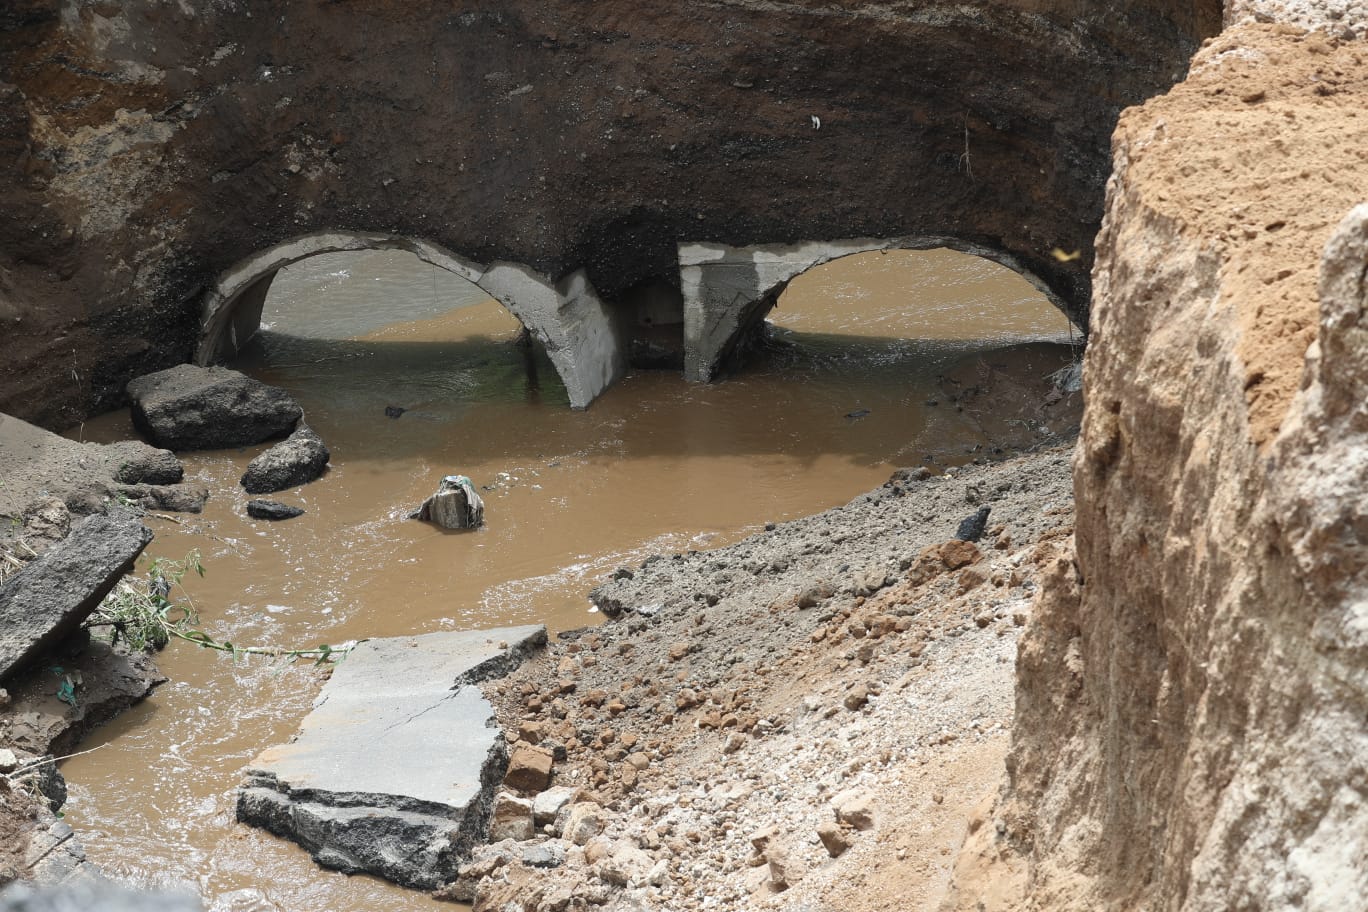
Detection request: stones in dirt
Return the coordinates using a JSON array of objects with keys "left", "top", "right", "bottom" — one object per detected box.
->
[
  {"left": 236, "top": 626, "right": 546, "bottom": 889},
  {"left": 955, "top": 505, "right": 992, "bottom": 543},
  {"left": 245, "top": 500, "right": 305, "bottom": 521},
  {"left": 816, "top": 820, "right": 852, "bottom": 857},
  {"left": 489, "top": 792, "right": 536, "bottom": 842},
  {"left": 239, "top": 423, "right": 330, "bottom": 494},
  {"left": 126, "top": 365, "right": 302, "bottom": 451},
  {"left": 0, "top": 510, "right": 151, "bottom": 681},
  {"left": 101, "top": 440, "right": 184, "bottom": 486},
  {"left": 413, "top": 475, "right": 485, "bottom": 530},
  {"left": 532, "top": 786, "right": 577, "bottom": 826},
  {"left": 831, "top": 788, "right": 876, "bottom": 831},
  {"left": 504, "top": 743, "right": 554, "bottom": 793}
]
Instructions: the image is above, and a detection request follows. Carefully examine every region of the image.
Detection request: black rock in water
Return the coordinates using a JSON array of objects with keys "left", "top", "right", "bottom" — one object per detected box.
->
[
  {"left": 845, "top": 408, "right": 871, "bottom": 419},
  {"left": 126, "top": 364, "right": 302, "bottom": 451},
  {"left": 955, "top": 506, "right": 991, "bottom": 543},
  {"left": 246, "top": 500, "right": 305, "bottom": 521},
  {"left": 384, "top": 405, "right": 406, "bottom": 419},
  {"left": 240, "top": 424, "right": 330, "bottom": 494}
]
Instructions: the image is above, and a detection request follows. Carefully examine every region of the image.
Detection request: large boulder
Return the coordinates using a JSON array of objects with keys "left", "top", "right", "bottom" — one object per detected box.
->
[
  {"left": 0, "top": 511, "right": 152, "bottom": 681},
  {"left": 126, "top": 365, "right": 302, "bottom": 451},
  {"left": 239, "top": 424, "right": 330, "bottom": 494},
  {"left": 413, "top": 475, "right": 484, "bottom": 530}
]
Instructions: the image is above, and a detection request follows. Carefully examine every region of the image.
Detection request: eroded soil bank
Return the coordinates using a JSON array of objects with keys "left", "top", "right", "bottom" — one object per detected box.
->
[{"left": 458, "top": 444, "right": 1076, "bottom": 911}]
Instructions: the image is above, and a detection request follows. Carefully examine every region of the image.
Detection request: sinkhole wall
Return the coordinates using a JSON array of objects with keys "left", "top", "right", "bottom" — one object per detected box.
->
[
  {"left": 948, "top": 13, "right": 1368, "bottom": 911},
  {"left": 0, "top": 0, "right": 1220, "bottom": 426}
]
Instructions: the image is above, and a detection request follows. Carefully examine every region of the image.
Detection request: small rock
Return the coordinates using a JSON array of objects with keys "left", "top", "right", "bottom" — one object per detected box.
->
[
  {"left": 384, "top": 405, "right": 406, "bottom": 419},
  {"left": 533, "top": 786, "right": 578, "bottom": 826},
  {"left": 767, "top": 841, "right": 795, "bottom": 890},
  {"left": 842, "top": 685, "right": 869, "bottom": 712},
  {"left": 505, "top": 743, "right": 554, "bottom": 793},
  {"left": 955, "top": 506, "right": 992, "bottom": 543},
  {"left": 597, "top": 840, "right": 655, "bottom": 887},
  {"left": 412, "top": 474, "right": 485, "bottom": 530},
  {"left": 832, "top": 788, "right": 876, "bottom": 831},
  {"left": 113, "top": 482, "right": 210, "bottom": 513},
  {"left": 562, "top": 802, "right": 605, "bottom": 846},
  {"left": 0, "top": 749, "right": 18, "bottom": 774},
  {"left": 246, "top": 500, "right": 305, "bottom": 521},
  {"left": 102, "top": 440, "right": 184, "bottom": 485},
  {"left": 749, "top": 824, "right": 779, "bottom": 853},
  {"left": 938, "top": 539, "right": 984, "bottom": 570},
  {"left": 241, "top": 423, "right": 330, "bottom": 494},
  {"left": 488, "top": 792, "right": 534, "bottom": 842},
  {"left": 520, "top": 841, "right": 565, "bottom": 869},
  {"left": 816, "top": 821, "right": 850, "bottom": 858}
]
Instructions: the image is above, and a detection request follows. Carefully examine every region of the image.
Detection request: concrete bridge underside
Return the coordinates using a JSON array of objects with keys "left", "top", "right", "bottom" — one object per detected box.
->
[{"left": 0, "top": 0, "right": 1222, "bottom": 425}]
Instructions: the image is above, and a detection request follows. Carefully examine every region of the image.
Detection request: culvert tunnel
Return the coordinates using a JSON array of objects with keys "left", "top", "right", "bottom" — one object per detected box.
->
[{"left": 0, "top": 0, "right": 1224, "bottom": 424}]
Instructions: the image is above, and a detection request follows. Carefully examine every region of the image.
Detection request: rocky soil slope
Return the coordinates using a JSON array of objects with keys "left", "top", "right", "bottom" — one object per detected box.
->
[{"left": 450, "top": 444, "right": 1076, "bottom": 910}]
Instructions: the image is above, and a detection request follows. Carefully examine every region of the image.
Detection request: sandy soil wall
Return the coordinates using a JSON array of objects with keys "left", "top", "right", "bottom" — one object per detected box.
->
[{"left": 952, "top": 18, "right": 1368, "bottom": 911}]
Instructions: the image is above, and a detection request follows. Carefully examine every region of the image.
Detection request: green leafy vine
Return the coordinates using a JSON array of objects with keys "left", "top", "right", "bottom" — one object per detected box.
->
[{"left": 85, "top": 551, "right": 356, "bottom": 665}]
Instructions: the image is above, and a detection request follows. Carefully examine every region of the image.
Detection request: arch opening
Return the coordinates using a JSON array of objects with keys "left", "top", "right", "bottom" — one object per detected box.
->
[
  {"left": 679, "top": 237, "right": 1077, "bottom": 384},
  {"left": 195, "top": 231, "right": 625, "bottom": 409}
]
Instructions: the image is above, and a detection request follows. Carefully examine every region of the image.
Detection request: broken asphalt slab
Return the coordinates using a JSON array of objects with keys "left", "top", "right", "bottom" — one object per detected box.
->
[{"left": 236, "top": 626, "right": 547, "bottom": 889}]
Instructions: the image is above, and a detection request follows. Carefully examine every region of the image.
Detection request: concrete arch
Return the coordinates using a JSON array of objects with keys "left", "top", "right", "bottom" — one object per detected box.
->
[
  {"left": 679, "top": 237, "right": 1073, "bottom": 382},
  {"left": 195, "top": 232, "right": 625, "bottom": 409}
]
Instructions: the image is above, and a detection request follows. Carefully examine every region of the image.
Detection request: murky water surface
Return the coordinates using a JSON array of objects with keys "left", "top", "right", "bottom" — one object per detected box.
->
[{"left": 60, "top": 248, "right": 1074, "bottom": 911}]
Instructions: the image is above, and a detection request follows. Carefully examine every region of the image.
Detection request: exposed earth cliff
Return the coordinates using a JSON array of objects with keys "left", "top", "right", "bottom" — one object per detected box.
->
[{"left": 951, "top": 17, "right": 1368, "bottom": 912}]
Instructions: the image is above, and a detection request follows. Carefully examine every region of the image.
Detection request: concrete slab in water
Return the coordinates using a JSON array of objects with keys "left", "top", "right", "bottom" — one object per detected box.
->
[
  {"left": 236, "top": 626, "right": 546, "bottom": 889},
  {"left": 0, "top": 510, "right": 152, "bottom": 681}
]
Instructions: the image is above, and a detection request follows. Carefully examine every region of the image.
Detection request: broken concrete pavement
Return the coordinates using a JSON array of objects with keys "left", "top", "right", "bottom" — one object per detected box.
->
[{"left": 236, "top": 626, "right": 547, "bottom": 889}]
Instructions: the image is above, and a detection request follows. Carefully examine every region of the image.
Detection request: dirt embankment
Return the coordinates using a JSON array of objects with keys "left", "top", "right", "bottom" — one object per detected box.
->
[
  {"left": 947, "top": 19, "right": 1368, "bottom": 912},
  {"left": 454, "top": 444, "right": 1075, "bottom": 911}
]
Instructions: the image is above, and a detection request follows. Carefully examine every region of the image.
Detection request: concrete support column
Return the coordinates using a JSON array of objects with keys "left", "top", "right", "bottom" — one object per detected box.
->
[{"left": 481, "top": 264, "right": 626, "bottom": 409}]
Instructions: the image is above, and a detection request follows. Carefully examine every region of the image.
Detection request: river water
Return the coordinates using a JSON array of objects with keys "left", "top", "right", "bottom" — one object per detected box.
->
[{"left": 60, "top": 248, "right": 1075, "bottom": 911}]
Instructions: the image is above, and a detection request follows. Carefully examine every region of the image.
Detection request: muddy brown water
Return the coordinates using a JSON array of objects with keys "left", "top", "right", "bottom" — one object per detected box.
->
[{"left": 59, "top": 248, "right": 1075, "bottom": 911}]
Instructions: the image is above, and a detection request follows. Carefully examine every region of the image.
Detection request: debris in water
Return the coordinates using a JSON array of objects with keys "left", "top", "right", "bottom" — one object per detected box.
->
[
  {"left": 384, "top": 405, "right": 406, "bottom": 419},
  {"left": 845, "top": 409, "right": 871, "bottom": 419}
]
